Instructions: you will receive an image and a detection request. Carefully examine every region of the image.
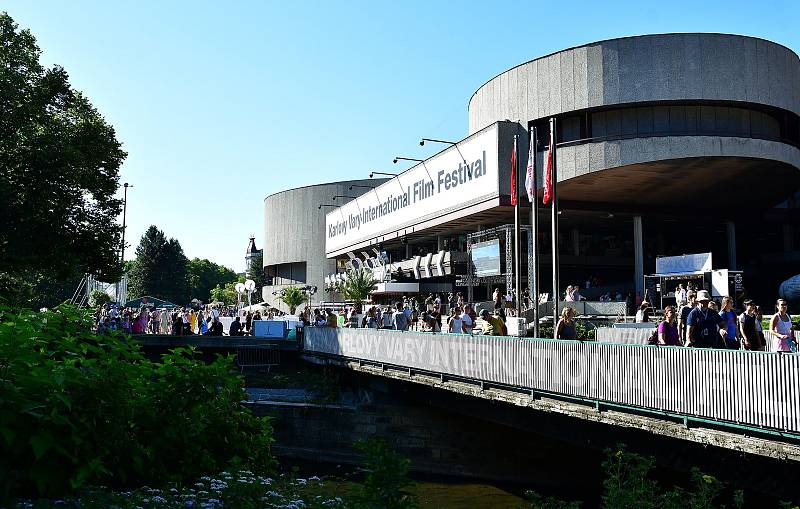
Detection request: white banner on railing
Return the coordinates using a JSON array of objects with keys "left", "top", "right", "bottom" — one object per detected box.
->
[{"left": 304, "top": 328, "right": 800, "bottom": 434}]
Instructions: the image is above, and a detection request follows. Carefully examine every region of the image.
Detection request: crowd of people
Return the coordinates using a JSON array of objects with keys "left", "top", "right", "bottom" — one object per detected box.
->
[
  {"left": 297, "top": 291, "right": 511, "bottom": 336},
  {"left": 623, "top": 289, "right": 795, "bottom": 351},
  {"left": 93, "top": 303, "right": 286, "bottom": 337},
  {"left": 93, "top": 287, "right": 795, "bottom": 351}
]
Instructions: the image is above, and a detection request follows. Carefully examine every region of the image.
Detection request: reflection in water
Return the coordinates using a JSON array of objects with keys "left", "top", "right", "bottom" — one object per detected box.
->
[{"left": 412, "top": 481, "right": 525, "bottom": 508}]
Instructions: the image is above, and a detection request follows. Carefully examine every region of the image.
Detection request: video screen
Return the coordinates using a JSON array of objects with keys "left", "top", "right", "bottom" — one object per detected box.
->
[{"left": 471, "top": 239, "right": 501, "bottom": 277}]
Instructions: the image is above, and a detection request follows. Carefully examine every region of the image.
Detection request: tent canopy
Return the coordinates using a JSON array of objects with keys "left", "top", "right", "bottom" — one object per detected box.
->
[{"left": 124, "top": 296, "right": 178, "bottom": 309}]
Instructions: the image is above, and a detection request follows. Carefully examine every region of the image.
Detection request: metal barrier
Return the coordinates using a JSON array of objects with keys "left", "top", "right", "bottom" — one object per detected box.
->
[
  {"left": 304, "top": 327, "right": 800, "bottom": 434},
  {"left": 235, "top": 342, "right": 281, "bottom": 372}
]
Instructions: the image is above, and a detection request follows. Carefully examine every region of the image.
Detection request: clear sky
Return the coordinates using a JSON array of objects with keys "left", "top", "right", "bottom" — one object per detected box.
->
[{"left": 5, "top": 0, "right": 799, "bottom": 272}]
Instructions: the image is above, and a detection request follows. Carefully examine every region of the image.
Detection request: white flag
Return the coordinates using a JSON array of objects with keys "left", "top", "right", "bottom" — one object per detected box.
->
[{"left": 525, "top": 129, "right": 535, "bottom": 203}]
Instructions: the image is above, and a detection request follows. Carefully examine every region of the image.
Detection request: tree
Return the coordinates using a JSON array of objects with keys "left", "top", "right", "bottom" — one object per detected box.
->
[
  {"left": 336, "top": 268, "right": 379, "bottom": 304},
  {"left": 88, "top": 289, "right": 111, "bottom": 307},
  {"left": 0, "top": 13, "right": 126, "bottom": 289},
  {"left": 210, "top": 282, "right": 238, "bottom": 306},
  {"left": 247, "top": 253, "right": 267, "bottom": 298},
  {"left": 187, "top": 258, "right": 238, "bottom": 303},
  {"left": 127, "top": 226, "right": 189, "bottom": 304},
  {"left": 275, "top": 286, "right": 308, "bottom": 315}
]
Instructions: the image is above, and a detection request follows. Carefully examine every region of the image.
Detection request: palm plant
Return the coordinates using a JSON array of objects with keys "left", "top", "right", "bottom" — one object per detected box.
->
[
  {"left": 275, "top": 286, "right": 308, "bottom": 314},
  {"left": 336, "top": 268, "right": 379, "bottom": 308}
]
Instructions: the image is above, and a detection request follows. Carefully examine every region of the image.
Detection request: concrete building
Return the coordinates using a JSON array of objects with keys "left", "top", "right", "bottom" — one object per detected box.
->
[
  {"left": 267, "top": 34, "right": 800, "bottom": 307},
  {"left": 261, "top": 179, "right": 387, "bottom": 310}
]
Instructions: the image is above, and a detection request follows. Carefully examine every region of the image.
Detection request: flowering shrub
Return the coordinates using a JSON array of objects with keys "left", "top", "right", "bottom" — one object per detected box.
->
[
  {"left": 11, "top": 471, "right": 344, "bottom": 509},
  {"left": 0, "top": 306, "right": 275, "bottom": 501}
]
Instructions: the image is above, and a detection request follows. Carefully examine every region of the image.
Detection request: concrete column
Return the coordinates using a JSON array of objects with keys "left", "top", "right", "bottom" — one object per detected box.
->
[
  {"left": 571, "top": 229, "right": 580, "bottom": 256},
  {"left": 727, "top": 221, "right": 737, "bottom": 270},
  {"left": 437, "top": 235, "right": 444, "bottom": 251},
  {"left": 633, "top": 216, "right": 644, "bottom": 297},
  {"left": 405, "top": 242, "right": 411, "bottom": 259},
  {"left": 784, "top": 224, "right": 794, "bottom": 252}
]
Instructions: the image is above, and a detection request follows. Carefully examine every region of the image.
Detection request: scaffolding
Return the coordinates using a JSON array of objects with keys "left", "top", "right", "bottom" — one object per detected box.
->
[{"left": 465, "top": 224, "right": 534, "bottom": 303}]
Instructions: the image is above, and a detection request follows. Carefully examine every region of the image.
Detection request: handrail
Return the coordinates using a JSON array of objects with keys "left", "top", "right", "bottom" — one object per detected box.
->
[{"left": 303, "top": 327, "right": 800, "bottom": 436}]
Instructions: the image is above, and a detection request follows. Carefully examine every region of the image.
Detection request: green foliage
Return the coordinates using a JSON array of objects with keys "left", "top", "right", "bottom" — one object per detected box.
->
[
  {"left": 521, "top": 491, "right": 581, "bottom": 508},
  {"left": 276, "top": 286, "right": 309, "bottom": 314},
  {"left": 352, "top": 438, "right": 417, "bottom": 509},
  {"left": 246, "top": 253, "right": 268, "bottom": 295},
  {"left": 127, "top": 226, "right": 189, "bottom": 305},
  {"left": 336, "top": 268, "right": 379, "bottom": 303},
  {"left": 0, "top": 12, "right": 125, "bottom": 284},
  {"left": 88, "top": 289, "right": 111, "bottom": 307},
  {"left": 210, "top": 281, "right": 239, "bottom": 306},
  {"left": 186, "top": 258, "right": 238, "bottom": 303},
  {"left": 0, "top": 305, "right": 275, "bottom": 501},
  {"left": 599, "top": 445, "right": 740, "bottom": 509}
]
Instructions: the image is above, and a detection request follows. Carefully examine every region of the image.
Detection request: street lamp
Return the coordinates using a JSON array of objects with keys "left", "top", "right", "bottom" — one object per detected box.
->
[
  {"left": 332, "top": 195, "right": 358, "bottom": 201},
  {"left": 369, "top": 171, "right": 398, "bottom": 178},
  {"left": 318, "top": 203, "right": 337, "bottom": 210},
  {"left": 349, "top": 184, "right": 375, "bottom": 190},
  {"left": 393, "top": 156, "right": 423, "bottom": 164},
  {"left": 420, "top": 138, "right": 458, "bottom": 146}
]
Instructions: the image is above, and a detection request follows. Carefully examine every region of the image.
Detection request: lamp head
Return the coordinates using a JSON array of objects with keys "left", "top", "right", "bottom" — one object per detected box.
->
[
  {"left": 332, "top": 196, "right": 337, "bottom": 201},
  {"left": 393, "top": 158, "right": 398, "bottom": 164},
  {"left": 348, "top": 185, "right": 354, "bottom": 190},
  {"left": 317, "top": 204, "right": 322, "bottom": 209},
  {"left": 369, "top": 172, "right": 375, "bottom": 178},
  {"left": 419, "top": 140, "right": 425, "bottom": 146}
]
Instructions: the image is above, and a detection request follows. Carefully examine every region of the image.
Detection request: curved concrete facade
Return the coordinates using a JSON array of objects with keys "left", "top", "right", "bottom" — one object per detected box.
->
[
  {"left": 262, "top": 179, "right": 387, "bottom": 309},
  {"left": 469, "top": 34, "right": 800, "bottom": 133}
]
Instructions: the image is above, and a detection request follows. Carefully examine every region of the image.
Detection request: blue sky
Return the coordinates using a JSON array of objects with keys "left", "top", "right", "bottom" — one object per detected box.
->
[{"left": 5, "top": 0, "right": 799, "bottom": 272}]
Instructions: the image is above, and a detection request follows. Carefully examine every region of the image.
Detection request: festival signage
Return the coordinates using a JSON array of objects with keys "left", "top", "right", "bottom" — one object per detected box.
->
[{"left": 326, "top": 125, "right": 500, "bottom": 255}]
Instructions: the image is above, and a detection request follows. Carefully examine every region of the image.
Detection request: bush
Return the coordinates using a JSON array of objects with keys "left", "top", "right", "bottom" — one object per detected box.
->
[
  {"left": 0, "top": 305, "right": 275, "bottom": 501},
  {"left": 352, "top": 438, "right": 417, "bottom": 509}
]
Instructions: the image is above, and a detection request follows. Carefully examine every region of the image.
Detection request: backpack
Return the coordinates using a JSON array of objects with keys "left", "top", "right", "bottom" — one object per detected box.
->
[{"left": 647, "top": 324, "right": 659, "bottom": 345}]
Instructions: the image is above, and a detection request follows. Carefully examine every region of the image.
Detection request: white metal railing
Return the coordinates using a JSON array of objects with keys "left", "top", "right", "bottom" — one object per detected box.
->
[{"left": 303, "top": 327, "right": 800, "bottom": 434}]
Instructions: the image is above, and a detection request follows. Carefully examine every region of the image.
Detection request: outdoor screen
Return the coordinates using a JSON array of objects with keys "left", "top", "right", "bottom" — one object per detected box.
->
[{"left": 471, "top": 239, "right": 501, "bottom": 277}]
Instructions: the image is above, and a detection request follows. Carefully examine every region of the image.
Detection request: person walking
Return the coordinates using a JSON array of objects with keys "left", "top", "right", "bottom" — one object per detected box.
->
[
  {"left": 635, "top": 302, "right": 651, "bottom": 323},
  {"left": 718, "top": 296, "right": 739, "bottom": 349},
  {"left": 555, "top": 306, "right": 577, "bottom": 340},
  {"left": 738, "top": 300, "right": 762, "bottom": 351},
  {"left": 448, "top": 307, "right": 463, "bottom": 333},
  {"left": 677, "top": 291, "right": 696, "bottom": 344},
  {"left": 686, "top": 290, "right": 727, "bottom": 348},
  {"left": 770, "top": 299, "right": 794, "bottom": 352},
  {"left": 657, "top": 306, "right": 681, "bottom": 346}
]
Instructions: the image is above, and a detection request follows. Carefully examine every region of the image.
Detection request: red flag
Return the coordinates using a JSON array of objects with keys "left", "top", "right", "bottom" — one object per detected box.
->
[
  {"left": 543, "top": 126, "right": 554, "bottom": 205},
  {"left": 510, "top": 136, "right": 518, "bottom": 206}
]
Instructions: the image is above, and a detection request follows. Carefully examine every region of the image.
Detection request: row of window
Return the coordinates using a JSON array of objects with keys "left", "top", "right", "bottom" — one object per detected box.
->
[{"left": 532, "top": 102, "right": 799, "bottom": 148}]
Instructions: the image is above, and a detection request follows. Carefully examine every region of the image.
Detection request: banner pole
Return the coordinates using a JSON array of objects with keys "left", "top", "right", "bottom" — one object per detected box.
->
[
  {"left": 514, "top": 133, "right": 521, "bottom": 319},
  {"left": 531, "top": 125, "right": 539, "bottom": 338},
  {"left": 550, "top": 117, "right": 560, "bottom": 337}
]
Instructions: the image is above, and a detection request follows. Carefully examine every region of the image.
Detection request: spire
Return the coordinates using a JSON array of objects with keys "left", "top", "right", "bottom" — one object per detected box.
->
[{"left": 246, "top": 235, "right": 258, "bottom": 255}]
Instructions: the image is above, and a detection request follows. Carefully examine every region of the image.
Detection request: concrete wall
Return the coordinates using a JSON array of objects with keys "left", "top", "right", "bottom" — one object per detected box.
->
[
  {"left": 262, "top": 179, "right": 387, "bottom": 310},
  {"left": 469, "top": 34, "right": 800, "bottom": 134}
]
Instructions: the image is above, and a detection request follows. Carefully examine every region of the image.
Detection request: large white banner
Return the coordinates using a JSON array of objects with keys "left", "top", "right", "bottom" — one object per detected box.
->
[
  {"left": 655, "top": 252, "right": 712, "bottom": 274},
  {"left": 325, "top": 125, "right": 500, "bottom": 255}
]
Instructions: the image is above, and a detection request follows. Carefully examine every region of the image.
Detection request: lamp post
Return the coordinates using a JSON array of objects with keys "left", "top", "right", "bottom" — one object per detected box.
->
[
  {"left": 117, "top": 182, "right": 132, "bottom": 305},
  {"left": 332, "top": 195, "right": 358, "bottom": 201},
  {"left": 419, "top": 138, "right": 458, "bottom": 146}
]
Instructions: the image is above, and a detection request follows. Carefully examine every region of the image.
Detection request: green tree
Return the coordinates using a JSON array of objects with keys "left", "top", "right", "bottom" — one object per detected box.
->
[
  {"left": 336, "top": 268, "right": 379, "bottom": 303},
  {"left": 187, "top": 258, "right": 238, "bottom": 303},
  {"left": 247, "top": 253, "right": 267, "bottom": 298},
  {"left": 276, "top": 286, "right": 308, "bottom": 314},
  {"left": 127, "top": 226, "right": 189, "bottom": 305},
  {"left": 210, "top": 282, "right": 238, "bottom": 306},
  {"left": 0, "top": 13, "right": 126, "bottom": 296},
  {"left": 88, "top": 289, "right": 111, "bottom": 307}
]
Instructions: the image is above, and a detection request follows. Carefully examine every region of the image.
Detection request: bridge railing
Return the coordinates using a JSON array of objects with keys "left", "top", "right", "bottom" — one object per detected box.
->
[{"left": 303, "top": 327, "right": 800, "bottom": 434}]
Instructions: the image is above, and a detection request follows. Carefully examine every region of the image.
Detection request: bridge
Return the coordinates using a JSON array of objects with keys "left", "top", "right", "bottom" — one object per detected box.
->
[{"left": 302, "top": 327, "right": 800, "bottom": 461}]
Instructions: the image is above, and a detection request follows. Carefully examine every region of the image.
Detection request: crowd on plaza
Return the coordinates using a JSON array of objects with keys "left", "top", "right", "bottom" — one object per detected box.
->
[
  {"left": 93, "top": 303, "right": 286, "bottom": 337},
  {"left": 92, "top": 286, "right": 795, "bottom": 351}
]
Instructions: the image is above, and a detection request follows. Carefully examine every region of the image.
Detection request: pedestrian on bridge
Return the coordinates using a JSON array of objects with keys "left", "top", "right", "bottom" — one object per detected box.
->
[
  {"left": 555, "top": 306, "right": 577, "bottom": 340},
  {"left": 686, "top": 290, "right": 727, "bottom": 348}
]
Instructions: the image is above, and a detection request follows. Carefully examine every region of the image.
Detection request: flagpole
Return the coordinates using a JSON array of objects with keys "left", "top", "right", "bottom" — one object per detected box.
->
[
  {"left": 550, "top": 117, "right": 560, "bottom": 336},
  {"left": 513, "top": 133, "right": 521, "bottom": 319},
  {"left": 531, "top": 126, "right": 539, "bottom": 338}
]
